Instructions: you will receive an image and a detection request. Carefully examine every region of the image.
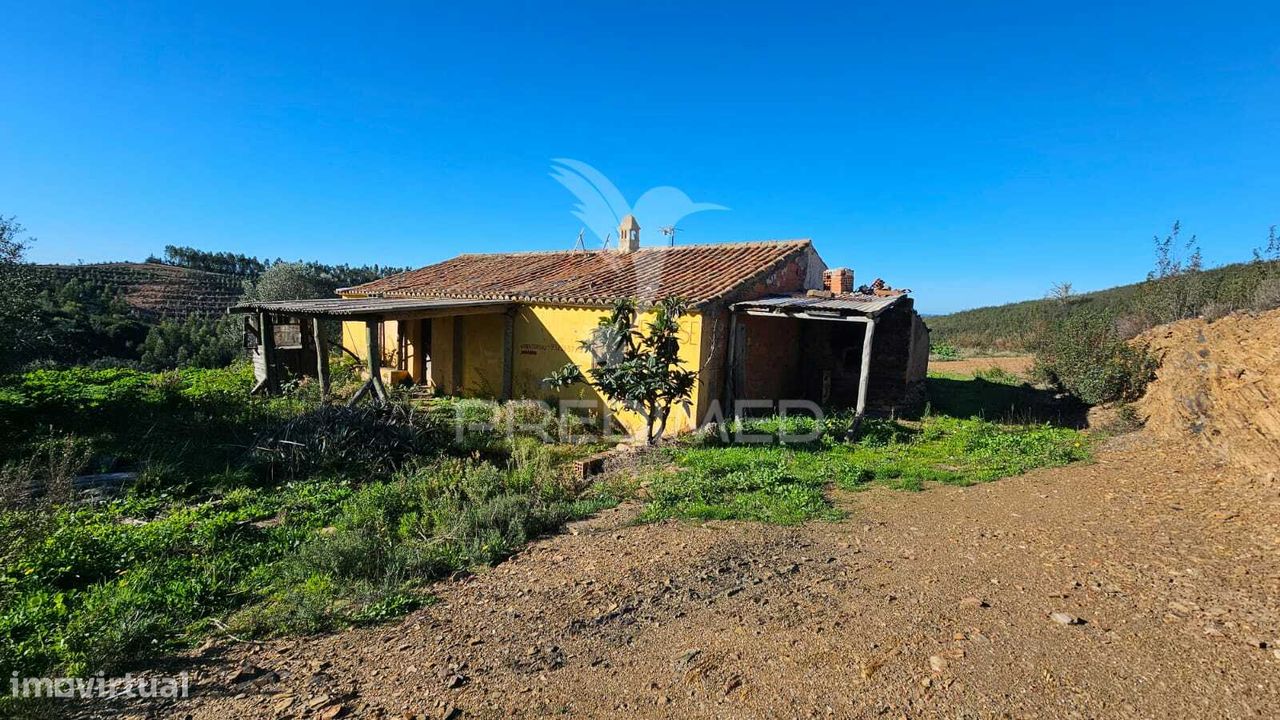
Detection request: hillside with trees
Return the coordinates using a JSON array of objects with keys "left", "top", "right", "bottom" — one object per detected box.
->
[
  {"left": 0, "top": 215, "right": 409, "bottom": 372},
  {"left": 930, "top": 225, "right": 1280, "bottom": 352}
]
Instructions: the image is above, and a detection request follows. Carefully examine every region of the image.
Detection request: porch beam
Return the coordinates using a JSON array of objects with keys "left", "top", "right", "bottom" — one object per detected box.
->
[{"left": 739, "top": 309, "right": 878, "bottom": 323}]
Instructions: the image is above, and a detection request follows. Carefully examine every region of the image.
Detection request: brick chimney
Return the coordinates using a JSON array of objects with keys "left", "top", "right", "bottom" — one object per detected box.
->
[
  {"left": 618, "top": 214, "right": 640, "bottom": 253},
  {"left": 823, "top": 267, "right": 854, "bottom": 294}
]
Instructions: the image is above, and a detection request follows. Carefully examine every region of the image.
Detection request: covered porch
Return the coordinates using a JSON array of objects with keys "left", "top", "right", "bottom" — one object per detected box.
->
[
  {"left": 723, "top": 293, "right": 928, "bottom": 417},
  {"left": 228, "top": 297, "right": 516, "bottom": 405}
]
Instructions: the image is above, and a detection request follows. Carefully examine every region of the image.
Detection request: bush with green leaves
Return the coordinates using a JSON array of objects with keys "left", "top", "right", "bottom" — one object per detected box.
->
[
  {"left": 930, "top": 342, "right": 960, "bottom": 360},
  {"left": 1033, "top": 311, "right": 1157, "bottom": 405},
  {"left": 545, "top": 297, "right": 697, "bottom": 444},
  {"left": 234, "top": 444, "right": 611, "bottom": 635}
]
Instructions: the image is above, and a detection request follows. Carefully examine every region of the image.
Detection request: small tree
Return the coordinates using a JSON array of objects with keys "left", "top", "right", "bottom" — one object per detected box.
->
[
  {"left": 545, "top": 297, "right": 697, "bottom": 445},
  {"left": 1140, "top": 221, "right": 1206, "bottom": 324},
  {"left": 1047, "top": 281, "right": 1073, "bottom": 305},
  {"left": 241, "top": 261, "right": 330, "bottom": 302}
]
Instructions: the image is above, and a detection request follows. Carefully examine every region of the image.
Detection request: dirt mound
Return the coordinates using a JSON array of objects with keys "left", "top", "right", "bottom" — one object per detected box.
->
[{"left": 1135, "top": 309, "right": 1280, "bottom": 481}]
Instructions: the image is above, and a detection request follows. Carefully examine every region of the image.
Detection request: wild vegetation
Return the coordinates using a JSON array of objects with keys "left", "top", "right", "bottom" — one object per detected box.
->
[
  {"left": 0, "top": 364, "right": 617, "bottom": 684},
  {"left": 641, "top": 413, "right": 1089, "bottom": 523},
  {"left": 546, "top": 298, "right": 698, "bottom": 444},
  {"left": 0, "top": 214, "right": 407, "bottom": 373},
  {"left": 930, "top": 224, "right": 1280, "bottom": 352}
]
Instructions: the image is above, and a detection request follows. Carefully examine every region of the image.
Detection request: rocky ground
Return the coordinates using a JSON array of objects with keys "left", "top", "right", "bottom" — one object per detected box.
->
[{"left": 103, "top": 432, "right": 1278, "bottom": 720}]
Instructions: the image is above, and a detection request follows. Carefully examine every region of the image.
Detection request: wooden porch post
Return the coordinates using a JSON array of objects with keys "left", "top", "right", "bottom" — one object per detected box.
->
[
  {"left": 451, "top": 316, "right": 464, "bottom": 395},
  {"left": 500, "top": 307, "right": 516, "bottom": 401},
  {"left": 348, "top": 318, "right": 390, "bottom": 406},
  {"left": 722, "top": 311, "right": 740, "bottom": 418},
  {"left": 366, "top": 319, "right": 390, "bottom": 404},
  {"left": 313, "top": 317, "right": 330, "bottom": 402},
  {"left": 855, "top": 318, "right": 877, "bottom": 416},
  {"left": 259, "top": 312, "right": 279, "bottom": 396}
]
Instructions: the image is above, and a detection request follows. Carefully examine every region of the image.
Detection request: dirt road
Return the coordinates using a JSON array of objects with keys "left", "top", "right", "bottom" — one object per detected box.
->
[{"left": 118, "top": 432, "right": 1280, "bottom": 719}]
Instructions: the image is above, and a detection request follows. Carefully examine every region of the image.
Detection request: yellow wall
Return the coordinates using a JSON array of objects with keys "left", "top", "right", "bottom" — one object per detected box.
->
[{"left": 341, "top": 303, "right": 708, "bottom": 438}]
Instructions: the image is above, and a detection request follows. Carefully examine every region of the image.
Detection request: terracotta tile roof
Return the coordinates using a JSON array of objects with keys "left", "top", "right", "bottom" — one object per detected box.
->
[{"left": 340, "top": 240, "right": 813, "bottom": 307}]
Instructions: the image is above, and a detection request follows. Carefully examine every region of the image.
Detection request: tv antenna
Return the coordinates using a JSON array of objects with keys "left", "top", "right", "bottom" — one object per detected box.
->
[
  {"left": 572, "top": 227, "right": 586, "bottom": 251},
  {"left": 601, "top": 232, "right": 612, "bottom": 250},
  {"left": 659, "top": 226, "right": 679, "bottom": 246}
]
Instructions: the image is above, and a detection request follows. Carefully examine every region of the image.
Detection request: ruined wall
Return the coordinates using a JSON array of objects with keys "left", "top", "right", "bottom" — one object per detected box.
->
[
  {"left": 697, "top": 245, "right": 826, "bottom": 419},
  {"left": 865, "top": 299, "right": 928, "bottom": 414},
  {"left": 739, "top": 314, "right": 804, "bottom": 403}
]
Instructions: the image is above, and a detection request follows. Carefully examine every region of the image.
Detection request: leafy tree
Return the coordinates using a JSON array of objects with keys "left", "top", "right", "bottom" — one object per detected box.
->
[
  {"left": 545, "top": 298, "right": 697, "bottom": 444},
  {"left": 1137, "top": 221, "right": 1207, "bottom": 325},
  {"left": 0, "top": 216, "right": 40, "bottom": 369},
  {"left": 1253, "top": 225, "right": 1280, "bottom": 263},
  {"left": 140, "top": 315, "right": 242, "bottom": 370},
  {"left": 153, "top": 246, "right": 269, "bottom": 276},
  {"left": 241, "top": 262, "right": 332, "bottom": 302}
]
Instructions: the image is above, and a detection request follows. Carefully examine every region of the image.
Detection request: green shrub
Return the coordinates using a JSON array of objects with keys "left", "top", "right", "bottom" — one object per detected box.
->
[
  {"left": 930, "top": 342, "right": 960, "bottom": 360},
  {"left": 1254, "top": 277, "right": 1280, "bottom": 311},
  {"left": 236, "top": 456, "right": 607, "bottom": 635},
  {"left": 1033, "top": 311, "right": 1157, "bottom": 405}
]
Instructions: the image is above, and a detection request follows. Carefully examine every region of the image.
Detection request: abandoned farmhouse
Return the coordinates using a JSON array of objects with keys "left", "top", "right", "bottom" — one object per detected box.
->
[{"left": 231, "top": 217, "right": 930, "bottom": 437}]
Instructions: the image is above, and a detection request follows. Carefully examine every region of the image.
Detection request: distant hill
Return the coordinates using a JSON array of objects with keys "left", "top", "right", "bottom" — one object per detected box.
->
[
  {"left": 929, "top": 258, "right": 1280, "bottom": 351},
  {"left": 32, "top": 263, "right": 244, "bottom": 320}
]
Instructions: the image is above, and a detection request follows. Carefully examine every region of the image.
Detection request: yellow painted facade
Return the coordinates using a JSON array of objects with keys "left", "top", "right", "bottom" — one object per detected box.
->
[{"left": 340, "top": 303, "right": 708, "bottom": 437}]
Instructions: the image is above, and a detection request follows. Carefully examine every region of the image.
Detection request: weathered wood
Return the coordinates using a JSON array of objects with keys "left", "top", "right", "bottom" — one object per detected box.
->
[
  {"left": 722, "top": 313, "right": 743, "bottom": 417},
  {"left": 366, "top": 319, "right": 390, "bottom": 404},
  {"left": 501, "top": 308, "right": 516, "bottom": 400},
  {"left": 259, "top": 311, "right": 279, "bottom": 395},
  {"left": 313, "top": 317, "right": 330, "bottom": 402},
  {"left": 347, "top": 319, "right": 390, "bottom": 406},
  {"left": 855, "top": 318, "right": 877, "bottom": 416},
  {"left": 451, "top": 316, "right": 464, "bottom": 395}
]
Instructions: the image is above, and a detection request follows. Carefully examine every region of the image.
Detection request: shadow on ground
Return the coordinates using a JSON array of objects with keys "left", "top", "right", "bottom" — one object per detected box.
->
[{"left": 925, "top": 376, "right": 1088, "bottom": 428}]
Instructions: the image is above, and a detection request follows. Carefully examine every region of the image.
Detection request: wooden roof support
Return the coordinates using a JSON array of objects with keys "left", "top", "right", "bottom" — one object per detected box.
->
[
  {"left": 348, "top": 318, "right": 390, "bottom": 406},
  {"left": 255, "top": 311, "right": 280, "bottom": 396},
  {"left": 313, "top": 317, "right": 331, "bottom": 403},
  {"left": 501, "top": 307, "right": 516, "bottom": 401}
]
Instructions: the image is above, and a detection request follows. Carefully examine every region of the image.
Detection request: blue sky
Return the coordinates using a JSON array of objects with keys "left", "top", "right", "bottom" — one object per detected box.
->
[{"left": 2, "top": 1, "right": 1278, "bottom": 313}]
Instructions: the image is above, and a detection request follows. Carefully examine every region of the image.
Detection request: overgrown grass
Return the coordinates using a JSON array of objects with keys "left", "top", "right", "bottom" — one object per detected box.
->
[
  {"left": 235, "top": 441, "right": 617, "bottom": 635},
  {"left": 0, "top": 366, "right": 620, "bottom": 686},
  {"left": 0, "top": 363, "right": 1094, "bottom": 694},
  {"left": 642, "top": 415, "right": 1090, "bottom": 522}
]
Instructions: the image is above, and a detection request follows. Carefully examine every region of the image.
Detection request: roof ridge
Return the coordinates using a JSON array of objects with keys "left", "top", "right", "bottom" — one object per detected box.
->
[{"left": 453, "top": 238, "right": 811, "bottom": 259}]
